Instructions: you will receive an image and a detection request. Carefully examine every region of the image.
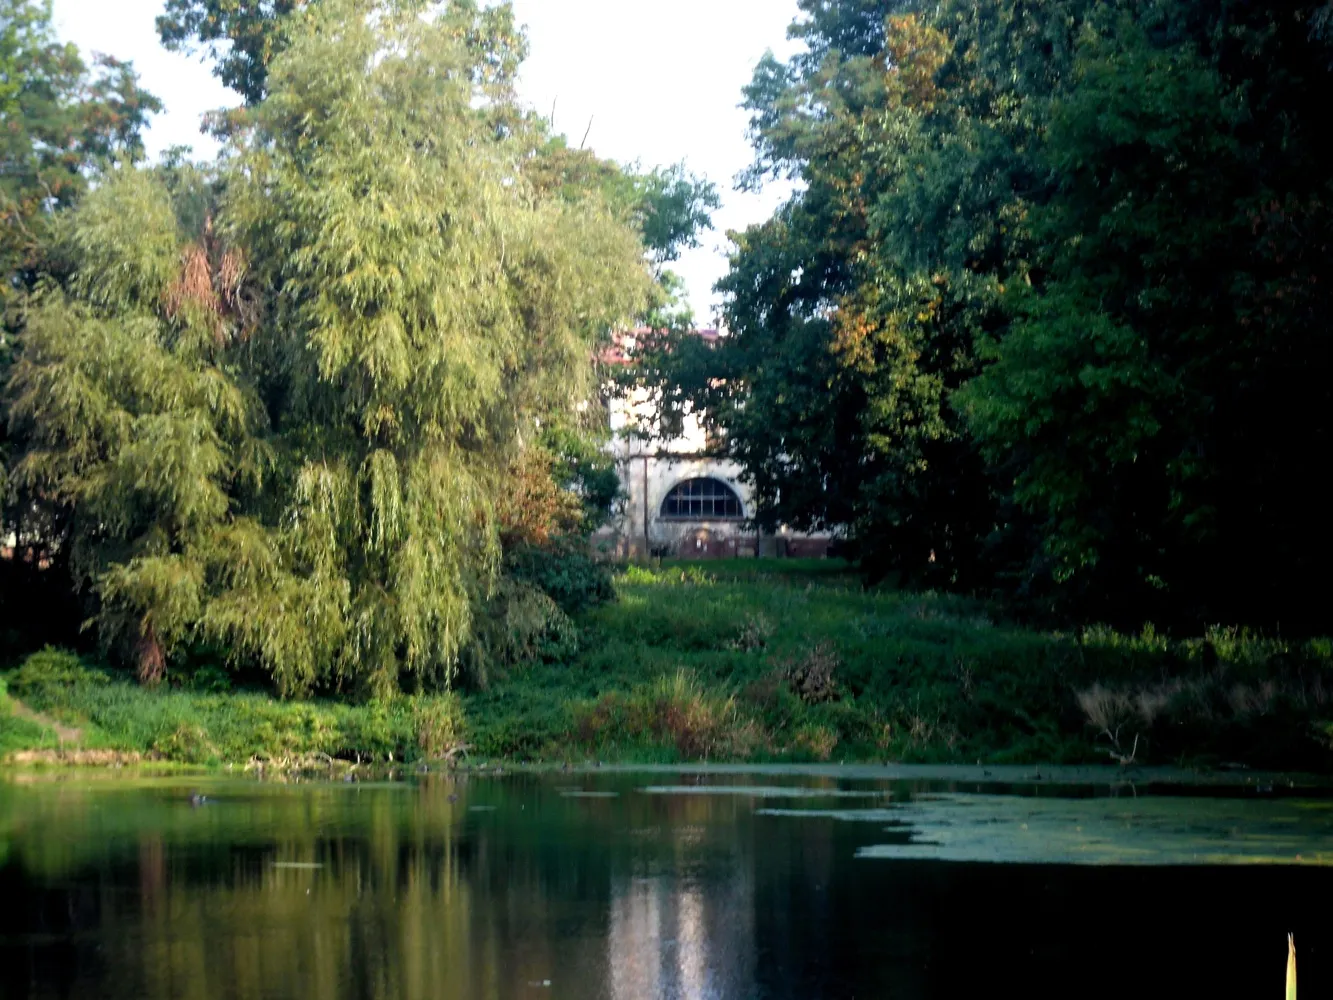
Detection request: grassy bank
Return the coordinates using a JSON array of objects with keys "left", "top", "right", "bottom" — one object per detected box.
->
[{"left": 4, "top": 561, "right": 1333, "bottom": 770}]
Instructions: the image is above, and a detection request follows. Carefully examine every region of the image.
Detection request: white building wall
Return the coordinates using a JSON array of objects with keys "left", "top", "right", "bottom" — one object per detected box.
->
[{"left": 594, "top": 383, "right": 829, "bottom": 560}]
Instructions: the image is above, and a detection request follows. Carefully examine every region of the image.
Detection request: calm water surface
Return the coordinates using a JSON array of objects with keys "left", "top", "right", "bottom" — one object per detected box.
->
[{"left": 3, "top": 768, "right": 1333, "bottom": 999}]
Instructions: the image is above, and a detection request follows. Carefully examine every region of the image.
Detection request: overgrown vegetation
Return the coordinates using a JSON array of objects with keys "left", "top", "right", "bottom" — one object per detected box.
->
[
  {"left": 2, "top": 647, "right": 466, "bottom": 767},
  {"left": 4, "top": 0, "right": 1331, "bottom": 774},
  {"left": 632, "top": 0, "right": 1333, "bottom": 633},
  {"left": 2, "top": 0, "right": 716, "bottom": 695},
  {"left": 9, "top": 565, "right": 1329, "bottom": 770}
]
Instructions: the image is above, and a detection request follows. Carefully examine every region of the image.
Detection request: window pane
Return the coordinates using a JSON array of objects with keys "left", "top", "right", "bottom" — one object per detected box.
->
[{"left": 660, "top": 478, "right": 741, "bottom": 520}]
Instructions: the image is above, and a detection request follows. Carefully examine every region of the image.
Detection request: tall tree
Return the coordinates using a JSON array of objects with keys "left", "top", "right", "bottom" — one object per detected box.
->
[
  {"left": 8, "top": 0, "right": 652, "bottom": 694},
  {"left": 662, "top": 0, "right": 1333, "bottom": 629},
  {"left": 642, "top": 2, "right": 1011, "bottom": 588},
  {"left": 1, "top": 0, "right": 160, "bottom": 315},
  {"left": 157, "top": 0, "right": 303, "bottom": 105},
  {"left": 1, "top": 1, "right": 159, "bottom": 660},
  {"left": 956, "top": 4, "right": 1333, "bottom": 627}
]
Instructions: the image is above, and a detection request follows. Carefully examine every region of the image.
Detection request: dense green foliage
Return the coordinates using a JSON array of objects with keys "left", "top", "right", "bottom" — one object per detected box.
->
[
  {"left": 154, "top": 0, "right": 718, "bottom": 320},
  {"left": 1, "top": 0, "right": 160, "bottom": 314},
  {"left": 6, "top": 0, "right": 1329, "bottom": 776},
  {"left": 6, "top": 565, "right": 1333, "bottom": 769},
  {"left": 4, "top": 0, "right": 652, "bottom": 695},
  {"left": 1, "top": 0, "right": 159, "bottom": 662},
  {"left": 640, "top": 0, "right": 1333, "bottom": 630},
  {"left": 157, "top": 0, "right": 302, "bottom": 105},
  {"left": 469, "top": 562, "right": 1333, "bottom": 768},
  {"left": 2, "top": 646, "right": 465, "bottom": 764}
]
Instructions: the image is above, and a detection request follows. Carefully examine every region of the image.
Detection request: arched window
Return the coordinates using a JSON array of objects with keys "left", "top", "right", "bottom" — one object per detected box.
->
[{"left": 660, "top": 477, "right": 743, "bottom": 520}]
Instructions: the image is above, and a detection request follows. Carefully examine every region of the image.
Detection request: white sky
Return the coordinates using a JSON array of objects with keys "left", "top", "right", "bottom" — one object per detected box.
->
[{"left": 50, "top": 0, "right": 801, "bottom": 325}]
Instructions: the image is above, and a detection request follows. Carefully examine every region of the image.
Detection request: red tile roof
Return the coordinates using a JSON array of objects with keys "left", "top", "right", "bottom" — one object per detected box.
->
[{"left": 600, "top": 327, "right": 720, "bottom": 365}]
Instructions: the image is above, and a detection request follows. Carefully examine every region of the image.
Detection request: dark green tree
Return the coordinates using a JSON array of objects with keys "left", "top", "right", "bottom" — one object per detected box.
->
[
  {"left": 1, "top": 0, "right": 160, "bottom": 314},
  {"left": 157, "top": 0, "right": 304, "bottom": 106},
  {"left": 658, "top": 0, "right": 1333, "bottom": 630},
  {"left": 957, "top": 4, "right": 1333, "bottom": 627},
  {"left": 642, "top": 3, "right": 1008, "bottom": 587},
  {"left": 1, "top": 0, "right": 159, "bottom": 658}
]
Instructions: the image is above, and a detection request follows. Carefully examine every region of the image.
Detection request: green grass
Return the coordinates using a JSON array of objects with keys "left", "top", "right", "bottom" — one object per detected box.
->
[
  {"left": 0, "top": 675, "right": 59, "bottom": 755},
  {"left": 467, "top": 561, "right": 1333, "bottom": 768},
  {"left": 629, "top": 557, "right": 863, "bottom": 584},
  {"left": 1, "top": 649, "right": 464, "bottom": 767},
  {"left": 4, "top": 561, "right": 1332, "bottom": 770}
]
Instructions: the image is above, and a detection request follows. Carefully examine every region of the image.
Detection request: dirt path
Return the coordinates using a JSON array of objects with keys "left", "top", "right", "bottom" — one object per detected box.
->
[{"left": 8, "top": 698, "right": 83, "bottom": 744}]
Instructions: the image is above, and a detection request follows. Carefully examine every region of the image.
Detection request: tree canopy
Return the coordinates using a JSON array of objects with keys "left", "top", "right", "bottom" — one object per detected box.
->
[
  {"left": 642, "top": 0, "right": 1333, "bottom": 630},
  {"left": 6, "top": 0, "right": 654, "bottom": 694},
  {"left": 157, "top": 0, "right": 303, "bottom": 106},
  {"left": 1, "top": 0, "right": 160, "bottom": 316}
]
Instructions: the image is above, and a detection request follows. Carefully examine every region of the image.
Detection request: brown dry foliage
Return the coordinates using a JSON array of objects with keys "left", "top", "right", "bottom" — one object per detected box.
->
[
  {"left": 163, "top": 242, "right": 259, "bottom": 341},
  {"left": 164, "top": 244, "right": 222, "bottom": 327},
  {"left": 135, "top": 625, "right": 166, "bottom": 687},
  {"left": 781, "top": 643, "right": 841, "bottom": 704},
  {"left": 496, "top": 449, "right": 582, "bottom": 548},
  {"left": 1077, "top": 669, "right": 1333, "bottom": 759}
]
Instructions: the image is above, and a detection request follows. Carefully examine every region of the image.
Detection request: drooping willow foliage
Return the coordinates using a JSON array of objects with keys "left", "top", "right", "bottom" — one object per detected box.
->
[{"left": 6, "top": 0, "right": 652, "bottom": 695}]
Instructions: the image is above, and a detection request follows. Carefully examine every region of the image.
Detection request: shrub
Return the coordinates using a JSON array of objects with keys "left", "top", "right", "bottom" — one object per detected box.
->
[
  {"left": 412, "top": 694, "right": 467, "bottom": 759},
  {"left": 8, "top": 648, "right": 108, "bottom": 699},
  {"left": 576, "top": 671, "right": 762, "bottom": 760},
  {"left": 792, "top": 723, "right": 839, "bottom": 761},
  {"left": 728, "top": 613, "right": 774, "bottom": 652},
  {"left": 465, "top": 579, "right": 579, "bottom": 687},
  {"left": 152, "top": 723, "right": 217, "bottom": 764},
  {"left": 780, "top": 643, "right": 840, "bottom": 704},
  {"left": 506, "top": 539, "right": 615, "bottom": 615},
  {"left": 185, "top": 666, "right": 232, "bottom": 694},
  {"left": 1075, "top": 664, "right": 1333, "bottom": 766}
]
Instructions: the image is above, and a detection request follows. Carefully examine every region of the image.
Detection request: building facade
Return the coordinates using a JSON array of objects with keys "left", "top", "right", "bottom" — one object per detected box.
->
[{"left": 594, "top": 329, "right": 831, "bottom": 560}]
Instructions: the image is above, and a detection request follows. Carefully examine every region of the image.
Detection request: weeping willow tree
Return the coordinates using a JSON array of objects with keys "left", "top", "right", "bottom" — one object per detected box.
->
[{"left": 6, "top": 0, "right": 651, "bottom": 696}]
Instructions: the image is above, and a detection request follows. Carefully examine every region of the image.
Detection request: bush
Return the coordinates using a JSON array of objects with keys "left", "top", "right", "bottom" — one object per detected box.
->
[
  {"left": 792, "top": 723, "right": 839, "bottom": 761},
  {"left": 152, "top": 723, "right": 218, "bottom": 764},
  {"left": 506, "top": 539, "right": 615, "bottom": 615},
  {"left": 412, "top": 694, "right": 467, "bottom": 758},
  {"left": 185, "top": 666, "right": 232, "bottom": 694},
  {"left": 8, "top": 647, "right": 108, "bottom": 699},
  {"left": 465, "top": 579, "right": 580, "bottom": 687},
  {"left": 780, "top": 643, "right": 840, "bottom": 704},
  {"left": 575, "top": 670, "right": 763, "bottom": 760},
  {"left": 728, "top": 613, "right": 774, "bottom": 652}
]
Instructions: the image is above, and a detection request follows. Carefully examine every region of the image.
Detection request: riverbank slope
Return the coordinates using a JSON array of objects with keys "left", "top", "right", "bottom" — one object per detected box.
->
[{"left": 4, "top": 561, "right": 1331, "bottom": 771}]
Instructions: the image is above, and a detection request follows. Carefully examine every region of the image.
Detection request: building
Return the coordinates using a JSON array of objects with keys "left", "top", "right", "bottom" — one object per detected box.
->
[{"left": 593, "top": 328, "right": 832, "bottom": 560}]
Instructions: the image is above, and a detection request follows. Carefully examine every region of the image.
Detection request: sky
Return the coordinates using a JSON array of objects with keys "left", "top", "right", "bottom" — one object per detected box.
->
[{"left": 49, "top": 0, "right": 803, "bottom": 326}]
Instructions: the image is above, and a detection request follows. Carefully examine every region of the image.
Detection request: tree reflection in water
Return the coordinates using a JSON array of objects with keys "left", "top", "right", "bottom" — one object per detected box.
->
[{"left": 4, "top": 772, "right": 1333, "bottom": 999}]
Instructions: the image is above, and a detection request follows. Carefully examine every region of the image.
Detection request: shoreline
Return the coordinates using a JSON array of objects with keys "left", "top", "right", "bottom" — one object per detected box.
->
[
  {"left": 5, "top": 757, "right": 1333, "bottom": 794},
  {"left": 6, "top": 563, "right": 1333, "bottom": 777}
]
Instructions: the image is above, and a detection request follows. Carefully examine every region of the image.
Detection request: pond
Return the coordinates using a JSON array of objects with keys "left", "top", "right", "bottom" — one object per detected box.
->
[{"left": 3, "top": 766, "right": 1332, "bottom": 999}]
